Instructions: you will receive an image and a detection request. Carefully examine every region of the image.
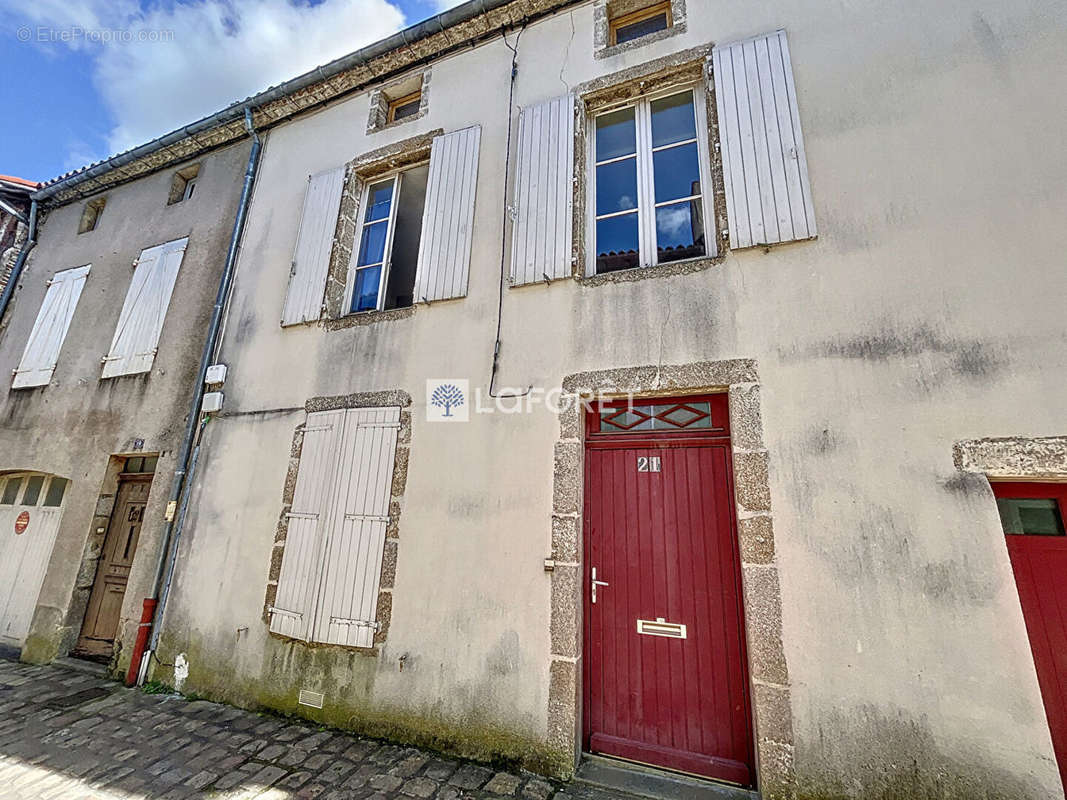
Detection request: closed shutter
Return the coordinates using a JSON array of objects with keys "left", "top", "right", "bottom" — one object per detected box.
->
[
  {"left": 712, "top": 30, "right": 816, "bottom": 249},
  {"left": 102, "top": 237, "right": 188, "bottom": 378},
  {"left": 313, "top": 406, "right": 399, "bottom": 647},
  {"left": 281, "top": 167, "right": 345, "bottom": 326},
  {"left": 12, "top": 265, "right": 90, "bottom": 388},
  {"left": 270, "top": 410, "right": 345, "bottom": 641},
  {"left": 414, "top": 126, "right": 481, "bottom": 303},
  {"left": 510, "top": 94, "right": 575, "bottom": 286}
]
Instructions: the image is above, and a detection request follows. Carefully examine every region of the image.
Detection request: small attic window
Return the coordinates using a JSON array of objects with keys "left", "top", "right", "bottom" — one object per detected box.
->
[
  {"left": 610, "top": 1, "right": 672, "bottom": 45},
  {"left": 368, "top": 71, "right": 429, "bottom": 133},
  {"left": 78, "top": 196, "right": 106, "bottom": 234},
  {"left": 388, "top": 91, "right": 422, "bottom": 124},
  {"left": 168, "top": 163, "right": 201, "bottom": 205}
]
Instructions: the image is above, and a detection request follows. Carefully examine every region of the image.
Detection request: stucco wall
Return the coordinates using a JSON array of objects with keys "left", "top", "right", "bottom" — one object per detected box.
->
[
  {"left": 0, "top": 140, "right": 252, "bottom": 667},
  {"left": 156, "top": 0, "right": 1067, "bottom": 796}
]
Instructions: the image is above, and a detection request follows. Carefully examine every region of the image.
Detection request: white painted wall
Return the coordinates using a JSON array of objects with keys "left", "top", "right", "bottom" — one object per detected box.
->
[{"left": 161, "top": 0, "right": 1067, "bottom": 796}]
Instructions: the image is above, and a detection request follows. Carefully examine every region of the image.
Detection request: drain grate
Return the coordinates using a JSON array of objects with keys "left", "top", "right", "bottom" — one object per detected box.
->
[{"left": 46, "top": 687, "right": 112, "bottom": 708}]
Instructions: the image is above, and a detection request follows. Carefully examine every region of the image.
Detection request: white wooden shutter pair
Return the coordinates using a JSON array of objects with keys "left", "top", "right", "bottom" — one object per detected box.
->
[
  {"left": 281, "top": 126, "right": 482, "bottom": 321},
  {"left": 270, "top": 406, "right": 400, "bottom": 648},
  {"left": 102, "top": 237, "right": 188, "bottom": 378},
  {"left": 12, "top": 265, "right": 90, "bottom": 388},
  {"left": 509, "top": 94, "right": 575, "bottom": 286},
  {"left": 712, "top": 29, "right": 816, "bottom": 248}
]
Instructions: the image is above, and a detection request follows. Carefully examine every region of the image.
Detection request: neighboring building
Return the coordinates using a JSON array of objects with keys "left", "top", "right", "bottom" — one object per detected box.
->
[
  {"left": 3, "top": 0, "right": 1067, "bottom": 798},
  {"left": 0, "top": 141, "right": 252, "bottom": 670},
  {"left": 0, "top": 175, "right": 38, "bottom": 296}
]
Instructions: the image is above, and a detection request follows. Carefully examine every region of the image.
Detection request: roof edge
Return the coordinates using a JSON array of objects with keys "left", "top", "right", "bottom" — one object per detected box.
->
[{"left": 33, "top": 0, "right": 580, "bottom": 205}]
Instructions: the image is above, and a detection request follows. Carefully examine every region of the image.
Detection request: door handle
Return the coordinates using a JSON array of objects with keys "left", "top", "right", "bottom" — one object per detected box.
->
[{"left": 591, "top": 567, "right": 609, "bottom": 604}]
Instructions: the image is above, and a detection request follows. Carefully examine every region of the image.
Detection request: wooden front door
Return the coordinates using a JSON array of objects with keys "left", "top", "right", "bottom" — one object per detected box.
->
[
  {"left": 75, "top": 474, "right": 151, "bottom": 658},
  {"left": 994, "top": 481, "right": 1067, "bottom": 790},
  {"left": 583, "top": 395, "right": 754, "bottom": 786}
]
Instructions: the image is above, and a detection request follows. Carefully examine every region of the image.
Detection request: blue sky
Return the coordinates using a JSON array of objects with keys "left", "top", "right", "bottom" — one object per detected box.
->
[{"left": 0, "top": 0, "right": 457, "bottom": 183}]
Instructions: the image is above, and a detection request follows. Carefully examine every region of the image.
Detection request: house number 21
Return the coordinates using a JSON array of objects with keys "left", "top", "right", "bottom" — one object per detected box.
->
[{"left": 637, "top": 456, "right": 662, "bottom": 473}]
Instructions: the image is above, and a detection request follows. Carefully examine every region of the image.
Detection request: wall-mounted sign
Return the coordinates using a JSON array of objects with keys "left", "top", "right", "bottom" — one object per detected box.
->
[{"left": 14, "top": 511, "right": 30, "bottom": 535}]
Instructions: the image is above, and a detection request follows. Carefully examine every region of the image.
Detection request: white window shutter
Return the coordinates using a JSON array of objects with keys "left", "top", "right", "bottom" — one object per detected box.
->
[
  {"left": 102, "top": 237, "right": 187, "bottom": 378},
  {"left": 713, "top": 30, "right": 816, "bottom": 249},
  {"left": 12, "top": 265, "right": 90, "bottom": 389},
  {"left": 510, "top": 94, "right": 575, "bottom": 286},
  {"left": 281, "top": 167, "right": 345, "bottom": 326},
  {"left": 270, "top": 410, "right": 345, "bottom": 641},
  {"left": 313, "top": 406, "right": 400, "bottom": 648},
  {"left": 414, "top": 126, "right": 481, "bottom": 303}
]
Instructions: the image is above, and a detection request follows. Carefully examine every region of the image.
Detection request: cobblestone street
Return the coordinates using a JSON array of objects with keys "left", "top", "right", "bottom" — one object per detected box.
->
[{"left": 0, "top": 658, "right": 632, "bottom": 800}]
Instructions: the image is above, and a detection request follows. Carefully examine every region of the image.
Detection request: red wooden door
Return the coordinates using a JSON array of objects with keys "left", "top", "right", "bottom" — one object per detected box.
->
[
  {"left": 993, "top": 481, "right": 1067, "bottom": 790},
  {"left": 583, "top": 395, "right": 754, "bottom": 786}
]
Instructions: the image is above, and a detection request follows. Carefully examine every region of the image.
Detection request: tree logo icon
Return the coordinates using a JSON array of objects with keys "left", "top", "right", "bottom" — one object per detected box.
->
[
  {"left": 426, "top": 379, "right": 470, "bottom": 422},
  {"left": 431, "top": 384, "right": 464, "bottom": 417}
]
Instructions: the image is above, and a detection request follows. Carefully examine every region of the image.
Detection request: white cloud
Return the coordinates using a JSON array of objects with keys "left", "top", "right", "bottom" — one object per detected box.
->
[{"left": 2, "top": 0, "right": 407, "bottom": 157}]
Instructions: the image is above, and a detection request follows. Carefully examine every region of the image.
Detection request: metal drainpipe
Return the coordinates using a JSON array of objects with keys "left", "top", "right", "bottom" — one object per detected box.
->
[
  {"left": 0, "top": 199, "right": 39, "bottom": 326},
  {"left": 126, "top": 108, "right": 262, "bottom": 687}
]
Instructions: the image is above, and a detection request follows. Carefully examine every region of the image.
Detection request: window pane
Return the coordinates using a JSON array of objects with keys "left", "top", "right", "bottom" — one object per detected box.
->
[
  {"left": 143, "top": 456, "right": 158, "bottom": 473},
  {"left": 125, "top": 457, "right": 144, "bottom": 473},
  {"left": 363, "top": 180, "right": 394, "bottom": 223},
  {"left": 23, "top": 475, "right": 45, "bottom": 506},
  {"left": 356, "top": 220, "right": 388, "bottom": 267},
  {"left": 595, "top": 107, "right": 636, "bottom": 161},
  {"left": 614, "top": 12, "right": 669, "bottom": 44},
  {"left": 352, "top": 266, "right": 382, "bottom": 312},
  {"left": 596, "top": 159, "right": 638, "bottom": 216},
  {"left": 596, "top": 212, "right": 640, "bottom": 273},
  {"left": 653, "top": 142, "right": 701, "bottom": 203},
  {"left": 392, "top": 99, "right": 420, "bottom": 121},
  {"left": 998, "top": 498, "right": 1065, "bottom": 536},
  {"left": 43, "top": 477, "right": 68, "bottom": 507},
  {"left": 1, "top": 478, "right": 21, "bottom": 505},
  {"left": 651, "top": 91, "right": 696, "bottom": 148},
  {"left": 385, "top": 164, "right": 429, "bottom": 310},
  {"left": 656, "top": 199, "right": 705, "bottom": 263}
]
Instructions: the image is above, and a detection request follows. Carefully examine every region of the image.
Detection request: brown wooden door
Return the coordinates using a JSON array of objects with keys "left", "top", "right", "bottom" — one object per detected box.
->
[
  {"left": 583, "top": 395, "right": 754, "bottom": 786},
  {"left": 75, "top": 476, "right": 151, "bottom": 658}
]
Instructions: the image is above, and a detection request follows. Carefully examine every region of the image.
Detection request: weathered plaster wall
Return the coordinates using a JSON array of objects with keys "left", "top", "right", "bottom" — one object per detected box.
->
[
  {"left": 0, "top": 141, "right": 252, "bottom": 669},
  {"left": 158, "top": 0, "right": 1067, "bottom": 796}
]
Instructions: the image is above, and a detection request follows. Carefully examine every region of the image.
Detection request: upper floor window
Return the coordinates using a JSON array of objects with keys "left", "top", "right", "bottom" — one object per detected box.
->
[
  {"left": 102, "top": 237, "right": 188, "bottom": 378},
  {"left": 168, "top": 163, "right": 200, "bottom": 205},
  {"left": 78, "top": 196, "right": 106, "bottom": 234},
  {"left": 367, "top": 71, "right": 429, "bottom": 134},
  {"left": 592, "top": 87, "right": 711, "bottom": 273},
  {"left": 610, "top": 1, "right": 671, "bottom": 45},
  {"left": 387, "top": 91, "right": 422, "bottom": 124},
  {"left": 349, "top": 164, "right": 428, "bottom": 313}
]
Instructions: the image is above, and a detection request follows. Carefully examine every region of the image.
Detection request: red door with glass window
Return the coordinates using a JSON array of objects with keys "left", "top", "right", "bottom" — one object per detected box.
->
[
  {"left": 583, "top": 394, "right": 754, "bottom": 786},
  {"left": 993, "top": 482, "right": 1067, "bottom": 790}
]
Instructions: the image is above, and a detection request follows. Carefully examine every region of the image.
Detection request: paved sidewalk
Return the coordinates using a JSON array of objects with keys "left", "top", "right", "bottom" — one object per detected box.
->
[{"left": 0, "top": 657, "right": 629, "bottom": 800}]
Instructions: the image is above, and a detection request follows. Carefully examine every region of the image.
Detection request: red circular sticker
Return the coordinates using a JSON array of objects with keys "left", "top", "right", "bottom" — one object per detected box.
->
[{"left": 14, "top": 511, "right": 29, "bottom": 535}]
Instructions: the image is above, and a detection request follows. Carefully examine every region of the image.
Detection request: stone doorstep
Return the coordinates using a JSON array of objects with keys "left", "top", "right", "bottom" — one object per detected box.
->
[{"left": 575, "top": 754, "right": 760, "bottom": 800}]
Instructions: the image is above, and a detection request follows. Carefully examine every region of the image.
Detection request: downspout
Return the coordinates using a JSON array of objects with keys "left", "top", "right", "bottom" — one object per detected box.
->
[
  {"left": 0, "top": 200, "right": 38, "bottom": 326},
  {"left": 125, "top": 108, "right": 262, "bottom": 686}
]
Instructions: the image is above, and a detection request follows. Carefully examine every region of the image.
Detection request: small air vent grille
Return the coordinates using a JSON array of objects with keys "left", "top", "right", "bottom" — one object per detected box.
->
[{"left": 298, "top": 689, "right": 324, "bottom": 709}]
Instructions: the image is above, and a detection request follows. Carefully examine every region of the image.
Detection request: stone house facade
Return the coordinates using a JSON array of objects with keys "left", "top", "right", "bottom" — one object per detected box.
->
[{"left": 2, "top": 1, "right": 1066, "bottom": 798}]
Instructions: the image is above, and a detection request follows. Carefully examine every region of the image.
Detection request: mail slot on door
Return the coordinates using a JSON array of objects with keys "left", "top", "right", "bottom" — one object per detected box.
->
[{"left": 636, "top": 617, "right": 687, "bottom": 639}]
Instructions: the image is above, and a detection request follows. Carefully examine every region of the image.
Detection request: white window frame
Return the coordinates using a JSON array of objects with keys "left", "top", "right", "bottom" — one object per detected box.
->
[
  {"left": 345, "top": 162, "right": 426, "bottom": 315},
  {"left": 586, "top": 82, "right": 715, "bottom": 275}
]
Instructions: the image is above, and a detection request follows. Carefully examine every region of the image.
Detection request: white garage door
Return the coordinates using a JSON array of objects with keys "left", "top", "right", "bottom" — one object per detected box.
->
[{"left": 0, "top": 473, "right": 68, "bottom": 647}]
